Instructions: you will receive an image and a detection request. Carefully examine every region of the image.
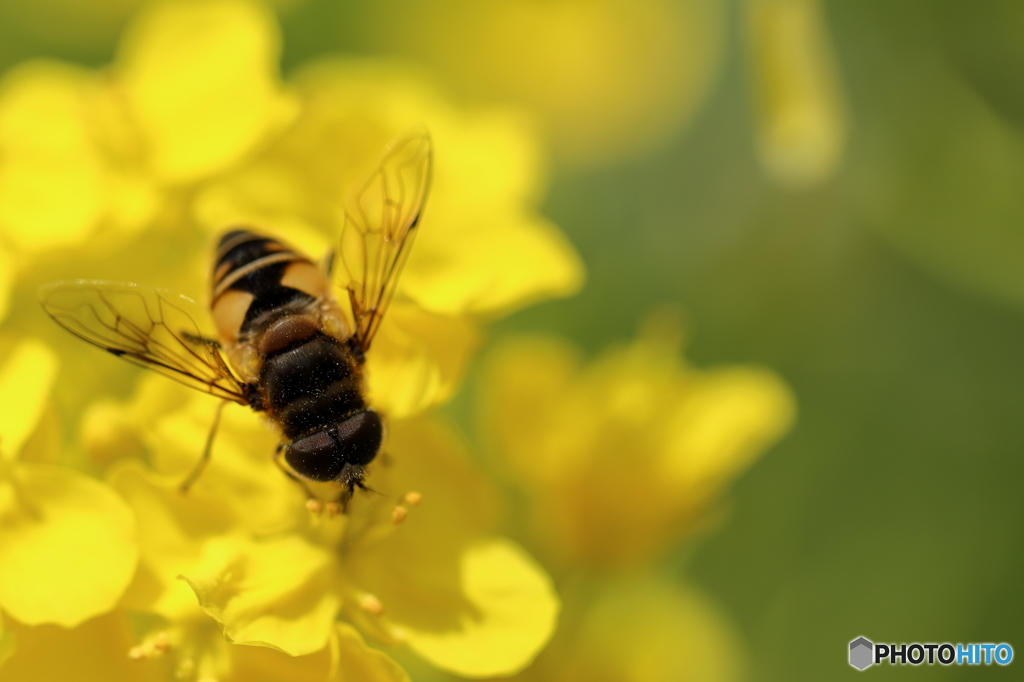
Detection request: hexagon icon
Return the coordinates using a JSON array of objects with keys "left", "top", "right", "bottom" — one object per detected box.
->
[{"left": 849, "top": 637, "right": 874, "bottom": 670}]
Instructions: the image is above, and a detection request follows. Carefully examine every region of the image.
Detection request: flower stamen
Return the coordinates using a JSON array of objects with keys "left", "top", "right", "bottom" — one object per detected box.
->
[
  {"left": 358, "top": 592, "right": 385, "bottom": 616},
  {"left": 128, "top": 631, "right": 171, "bottom": 660}
]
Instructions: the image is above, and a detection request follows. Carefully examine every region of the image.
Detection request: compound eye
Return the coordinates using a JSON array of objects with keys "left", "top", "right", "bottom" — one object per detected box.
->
[
  {"left": 336, "top": 410, "right": 383, "bottom": 466},
  {"left": 285, "top": 431, "right": 343, "bottom": 482}
]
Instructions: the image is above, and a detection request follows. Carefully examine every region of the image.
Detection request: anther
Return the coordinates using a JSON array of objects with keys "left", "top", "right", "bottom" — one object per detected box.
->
[
  {"left": 326, "top": 501, "right": 343, "bottom": 517},
  {"left": 402, "top": 491, "right": 422, "bottom": 506},
  {"left": 306, "top": 498, "right": 324, "bottom": 514},
  {"left": 128, "top": 632, "right": 171, "bottom": 661},
  {"left": 359, "top": 593, "right": 385, "bottom": 616},
  {"left": 391, "top": 505, "right": 408, "bottom": 524}
]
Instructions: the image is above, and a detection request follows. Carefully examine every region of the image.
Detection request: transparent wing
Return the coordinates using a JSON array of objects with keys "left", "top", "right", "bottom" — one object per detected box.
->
[
  {"left": 40, "top": 280, "right": 250, "bottom": 404},
  {"left": 338, "top": 129, "right": 433, "bottom": 351}
]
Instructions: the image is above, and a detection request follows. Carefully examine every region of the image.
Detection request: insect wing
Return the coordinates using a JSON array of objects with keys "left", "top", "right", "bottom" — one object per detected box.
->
[
  {"left": 339, "top": 129, "right": 433, "bottom": 351},
  {"left": 41, "top": 281, "right": 249, "bottom": 404}
]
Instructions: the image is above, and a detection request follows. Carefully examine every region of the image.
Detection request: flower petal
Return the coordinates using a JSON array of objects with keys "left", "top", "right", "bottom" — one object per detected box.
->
[
  {"left": 333, "top": 624, "right": 411, "bottom": 682},
  {"left": 0, "top": 61, "right": 106, "bottom": 251},
  {"left": 558, "top": 577, "right": 745, "bottom": 682},
  {"left": 180, "top": 534, "right": 340, "bottom": 656},
  {"left": 349, "top": 420, "right": 556, "bottom": 677},
  {"left": 480, "top": 327, "right": 795, "bottom": 568},
  {"left": 400, "top": 538, "right": 559, "bottom": 678},
  {"left": 117, "top": 0, "right": 296, "bottom": 183},
  {"left": 747, "top": 0, "right": 847, "bottom": 187},
  {"left": 0, "top": 463, "right": 137, "bottom": 627},
  {"left": 0, "top": 611, "right": 160, "bottom": 682},
  {"left": 0, "top": 245, "right": 11, "bottom": 324},
  {"left": 0, "top": 616, "right": 14, "bottom": 668},
  {"left": 403, "top": 213, "right": 584, "bottom": 317},
  {"left": 0, "top": 339, "right": 58, "bottom": 462},
  {"left": 223, "top": 623, "right": 411, "bottom": 682},
  {"left": 662, "top": 367, "right": 796, "bottom": 489},
  {"left": 367, "top": 303, "right": 479, "bottom": 419},
  {"left": 107, "top": 460, "right": 236, "bottom": 618}
]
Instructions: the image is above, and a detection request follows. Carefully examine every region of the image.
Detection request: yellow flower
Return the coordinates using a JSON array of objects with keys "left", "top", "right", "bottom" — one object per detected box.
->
[
  {"left": 480, "top": 313, "right": 796, "bottom": 570},
  {"left": 2, "top": 0, "right": 578, "bottom": 679},
  {"left": 0, "top": 339, "right": 138, "bottom": 631},
  {"left": 510, "top": 575, "right": 746, "bottom": 682},
  {"left": 90, "top": 378, "right": 558, "bottom": 678},
  {"left": 745, "top": 0, "right": 847, "bottom": 188},
  {"left": 360, "top": 0, "right": 725, "bottom": 168},
  {"left": 0, "top": 0, "right": 296, "bottom": 256},
  {"left": 0, "top": 611, "right": 161, "bottom": 682},
  {"left": 473, "top": 314, "right": 794, "bottom": 681}
]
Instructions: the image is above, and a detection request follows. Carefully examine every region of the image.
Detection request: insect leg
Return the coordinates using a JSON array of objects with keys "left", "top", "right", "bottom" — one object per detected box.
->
[
  {"left": 179, "top": 400, "right": 226, "bottom": 492},
  {"left": 321, "top": 248, "right": 336, "bottom": 277},
  {"left": 180, "top": 331, "right": 222, "bottom": 349}
]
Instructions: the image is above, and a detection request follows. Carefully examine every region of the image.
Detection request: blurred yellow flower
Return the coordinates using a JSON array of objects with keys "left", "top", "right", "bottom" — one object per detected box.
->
[
  {"left": 512, "top": 576, "right": 746, "bottom": 682},
  {"left": 481, "top": 314, "right": 796, "bottom": 570},
  {"left": 473, "top": 313, "right": 793, "bottom": 681},
  {"left": 0, "top": 0, "right": 295, "bottom": 255},
  {"left": 0, "top": 339, "right": 138, "bottom": 632},
  {"left": 745, "top": 0, "right": 847, "bottom": 188},
  {"left": 363, "top": 0, "right": 725, "bottom": 168}
]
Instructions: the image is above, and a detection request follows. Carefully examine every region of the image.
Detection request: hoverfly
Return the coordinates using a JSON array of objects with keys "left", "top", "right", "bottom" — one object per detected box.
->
[{"left": 42, "top": 131, "right": 432, "bottom": 510}]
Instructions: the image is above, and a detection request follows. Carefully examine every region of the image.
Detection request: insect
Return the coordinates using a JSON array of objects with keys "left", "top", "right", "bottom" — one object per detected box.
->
[{"left": 41, "top": 130, "right": 432, "bottom": 510}]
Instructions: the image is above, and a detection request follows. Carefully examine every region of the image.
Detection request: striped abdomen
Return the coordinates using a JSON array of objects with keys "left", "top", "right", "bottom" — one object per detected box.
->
[
  {"left": 211, "top": 229, "right": 331, "bottom": 346},
  {"left": 210, "top": 229, "right": 365, "bottom": 432},
  {"left": 211, "top": 229, "right": 381, "bottom": 483}
]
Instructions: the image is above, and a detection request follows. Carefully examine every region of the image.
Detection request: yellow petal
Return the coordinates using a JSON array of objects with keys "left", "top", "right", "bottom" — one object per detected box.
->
[
  {"left": 0, "top": 339, "right": 58, "bottom": 462},
  {"left": 0, "top": 616, "right": 14, "bottom": 668},
  {"left": 349, "top": 420, "right": 558, "bottom": 676},
  {"left": 404, "top": 213, "right": 584, "bottom": 316},
  {"left": 223, "top": 623, "right": 411, "bottom": 682},
  {"left": 747, "top": 0, "right": 847, "bottom": 187},
  {"left": 180, "top": 534, "right": 340, "bottom": 656},
  {"left": 478, "top": 336, "right": 583, "bottom": 486},
  {"left": 118, "top": 0, "right": 296, "bottom": 183},
  {"left": 367, "top": 0, "right": 725, "bottom": 166},
  {"left": 0, "top": 245, "right": 11, "bottom": 324},
  {"left": 107, "top": 460, "right": 236, "bottom": 618},
  {"left": 226, "top": 640, "right": 333, "bottom": 682},
  {"left": 0, "top": 463, "right": 137, "bottom": 627},
  {"left": 332, "top": 624, "right": 410, "bottom": 682},
  {"left": 663, "top": 367, "right": 796, "bottom": 488},
  {"left": 138, "top": 385, "right": 298, "bottom": 533},
  {"left": 481, "top": 327, "right": 796, "bottom": 568},
  {"left": 366, "top": 303, "right": 478, "bottom": 419},
  {"left": 0, "top": 61, "right": 106, "bottom": 251},
  {"left": 0, "top": 611, "right": 160, "bottom": 682},
  {"left": 400, "top": 538, "right": 559, "bottom": 678},
  {"left": 558, "top": 577, "right": 745, "bottom": 682}
]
